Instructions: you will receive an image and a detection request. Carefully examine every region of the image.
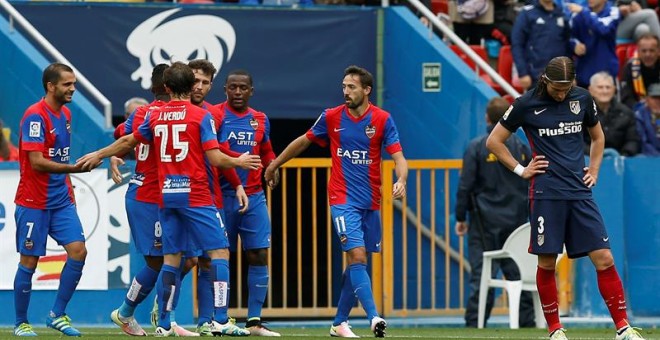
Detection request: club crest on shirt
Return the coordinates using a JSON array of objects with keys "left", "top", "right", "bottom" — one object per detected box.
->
[
  {"left": 29, "top": 121, "right": 41, "bottom": 138},
  {"left": 569, "top": 101, "right": 581, "bottom": 115},
  {"left": 66, "top": 120, "right": 71, "bottom": 133},
  {"left": 249, "top": 118, "right": 259, "bottom": 130},
  {"left": 537, "top": 234, "right": 545, "bottom": 246},
  {"left": 365, "top": 124, "right": 376, "bottom": 139}
]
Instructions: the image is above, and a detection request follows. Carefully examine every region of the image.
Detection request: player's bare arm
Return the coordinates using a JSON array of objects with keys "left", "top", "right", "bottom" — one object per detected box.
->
[
  {"left": 584, "top": 122, "right": 605, "bottom": 188},
  {"left": 27, "top": 151, "right": 96, "bottom": 173},
  {"left": 205, "top": 149, "right": 261, "bottom": 170},
  {"left": 76, "top": 134, "right": 139, "bottom": 171},
  {"left": 486, "top": 123, "right": 548, "bottom": 179},
  {"left": 265, "top": 134, "right": 313, "bottom": 188},
  {"left": 391, "top": 151, "right": 408, "bottom": 199}
]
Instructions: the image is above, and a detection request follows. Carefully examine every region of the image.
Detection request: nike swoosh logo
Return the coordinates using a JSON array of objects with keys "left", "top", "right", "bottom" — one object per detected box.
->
[
  {"left": 334, "top": 128, "right": 345, "bottom": 132},
  {"left": 50, "top": 128, "right": 56, "bottom": 133},
  {"left": 603, "top": 237, "right": 609, "bottom": 242},
  {"left": 534, "top": 108, "right": 547, "bottom": 115}
]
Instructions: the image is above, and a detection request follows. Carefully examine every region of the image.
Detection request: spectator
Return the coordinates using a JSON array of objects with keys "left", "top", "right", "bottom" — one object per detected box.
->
[
  {"left": 511, "top": 0, "right": 572, "bottom": 91},
  {"left": 449, "top": 0, "right": 495, "bottom": 44},
  {"left": 455, "top": 97, "right": 534, "bottom": 328},
  {"left": 586, "top": 72, "right": 640, "bottom": 156},
  {"left": 123, "top": 97, "right": 148, "bottom": 120},
  {"left": 616, "top": 0, "right": 660, "bottom": 42},
  {"left": 0, "top": 120, "right": 18, "bottom": 161},
  {"left": 568, "top": 0, "right": 621, "bottom": 88},
  {"left": 634, "top": 82, "right": 660, "bottom": 155},
  {"left": 620, "top": 33, "right": 660, "bottom": 109}
]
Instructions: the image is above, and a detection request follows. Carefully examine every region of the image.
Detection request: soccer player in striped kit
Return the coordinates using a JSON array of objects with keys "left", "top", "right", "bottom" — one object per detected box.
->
[
  {"left": 13, "top": 63, "right": 100, "bottom": 337},
  {"left": 265, "top": 65, "right": 408, "bottom": 338}
]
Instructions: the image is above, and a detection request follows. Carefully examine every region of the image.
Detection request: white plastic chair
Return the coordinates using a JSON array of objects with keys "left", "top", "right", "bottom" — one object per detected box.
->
[{"left": 477, "top": 222, "right": 559, "bottom": 329}]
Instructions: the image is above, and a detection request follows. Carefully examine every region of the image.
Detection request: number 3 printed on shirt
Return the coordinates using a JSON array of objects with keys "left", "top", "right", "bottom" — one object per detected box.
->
[{"left": 154, "top": 124, "right": 189, "bottom": 162}]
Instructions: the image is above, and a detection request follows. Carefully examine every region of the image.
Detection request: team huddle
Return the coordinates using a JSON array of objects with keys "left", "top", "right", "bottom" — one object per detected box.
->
[{"left": 12, "top": 61, "right": 408, "bottom": 337}]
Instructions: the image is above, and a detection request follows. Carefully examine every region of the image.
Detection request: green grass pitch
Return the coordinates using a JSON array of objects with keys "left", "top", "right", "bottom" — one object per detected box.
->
[{"left": 3, "top": 327, "right": 658, "bottom": 339}]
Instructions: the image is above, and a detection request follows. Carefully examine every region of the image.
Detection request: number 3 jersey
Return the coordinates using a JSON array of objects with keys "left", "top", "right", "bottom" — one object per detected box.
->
[
  {"left": 15, "top": 99, "right": 75, "bottom": 209},
  {"left": 116, "top": 100, "right": 167, "bottom": 204},
  {"left": 133, "top": 100, "right": 221, "bottom": 208},
  {"left": 306, "top": 104, "right": 403, "bottom": 210}
]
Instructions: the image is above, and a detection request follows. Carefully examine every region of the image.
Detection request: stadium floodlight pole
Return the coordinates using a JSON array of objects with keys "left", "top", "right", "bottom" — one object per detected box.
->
[
  {"left": 0, "top": 0, "right": 113, "bottom": 128},
  {"left": 407, "top": 0, "right": 521, "bottom": 99}
]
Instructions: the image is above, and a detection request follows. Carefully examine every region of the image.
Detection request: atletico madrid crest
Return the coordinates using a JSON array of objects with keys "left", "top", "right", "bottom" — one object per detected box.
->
[
  {"left": 569, "top": 101, "right": 581, "bottom": 115},
  {"left": 365, "top": 124, "right": 376, "bottom": 138},
  {"left": 249, "top": 118, "right": 259, "bottom": 130},
  {"left": 537, "top": 235, "right": 545, "bottom": 246}
]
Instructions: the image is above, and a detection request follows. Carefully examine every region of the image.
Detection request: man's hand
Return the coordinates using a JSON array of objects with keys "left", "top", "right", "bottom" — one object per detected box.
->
[
  {"left": 520, "top": 155, "right": 549, "bottom": 179},
  {"left": 574, "top": 42, "right": 587, "bottom": 56},
  {"left": 519, "top": 75, "right": 532, "bottom": 90},
  {"left": 109, "top": 156, "right": 125, "bottom": 184},
  {"left": 567, "top": 3, "right": 583, "bottom": 12},
  {"left": 392, "top": 180, "right": 406, "bottom": 200},
  {"left": 455, "top": 221, "right": 468, "bottom": 236},
  {"left": 264, "top": 163, "right": 280, "bottom": 189},
  {"left": 237, "top": 152, "right": 262, "bottom": 170},
  {"left": 583, "top": 166, "right": 598, "bottom": 188},
  {"left": 76, "top": 151, "right": 103, "bottom": 172},
  {"left": 236, "top": 185, "right": 249, "bottom": 214}
]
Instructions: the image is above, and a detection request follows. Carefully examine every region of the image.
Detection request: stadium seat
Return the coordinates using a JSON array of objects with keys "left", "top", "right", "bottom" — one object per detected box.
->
[
  {"left": 497, "top": 45, "right": 523, "bottom": 93},
  {"left": 430, "top": 0, "right": 449, "bottom": 14},
  {"left": 616, "top": 43, "right": 636, "bottom": 78},
  {"left": 477, "top": 222, "right": 564, "bottom": 329}
]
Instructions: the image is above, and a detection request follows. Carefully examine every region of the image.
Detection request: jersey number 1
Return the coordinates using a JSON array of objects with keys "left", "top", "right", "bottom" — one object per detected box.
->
[{"left": 154, "top": 124, "right": 189, "bottom": 162}]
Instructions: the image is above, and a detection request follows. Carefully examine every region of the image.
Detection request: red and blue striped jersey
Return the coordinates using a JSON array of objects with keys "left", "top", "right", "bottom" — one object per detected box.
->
[
  {"left": 133, "top": 100, "right": 220, "bottom": 208},
  {"left": 117, "top": 100, "right": 166, "bottom": 204},
  {"left": 306, "top": 104, "right": 402, "bottom": 210},
  {"left": 215, "top": 102, "right": 276, "bottom": 195},
  {"left": 15, "top": 99, "right": 75, "bottom": 209}
]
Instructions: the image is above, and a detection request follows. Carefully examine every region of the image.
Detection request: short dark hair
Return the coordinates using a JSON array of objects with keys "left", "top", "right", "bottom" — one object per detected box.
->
[
  {"left": 225, "top": 69, "right": 253, "bottom": 86},
  {"left": 636, "top": 32, "right": 660, "bottom": 45},
  {"left": 486, "top": 97, "right": 510, "bottom": 123},
  {"left": 188, "top": 59, "right": 217, "bottom": 82},
  {"left": 344, "top": 65, "right": 373, "bottom": 90},
  {"left": 151, "top": 63, "right": 169, "bottom": 96},
  {"left": 163, "top": 62, "right": 195, "bottom": 97},
  {"left": 536, "top": 56, "right": 575, "bottom": 95},
  {"left": 42, "top": 63, "right": 74, "bottom": 93}
]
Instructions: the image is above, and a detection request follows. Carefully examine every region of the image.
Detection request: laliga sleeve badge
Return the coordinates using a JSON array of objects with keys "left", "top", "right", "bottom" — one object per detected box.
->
[
  {"left": 249, "top": 117, "right": 259, "bottom": 130},
  {"left": 365, "top": 124, "right": 376, "bottom": 139},
  {"left": 24, "top": 239, "right": 34, "bottom": 250}
]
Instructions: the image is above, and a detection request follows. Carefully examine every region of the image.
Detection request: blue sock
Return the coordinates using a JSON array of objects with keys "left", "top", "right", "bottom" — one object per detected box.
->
[
  {"left": 170, "top": 267, "right": 188, "bottom": 322},
  {"left": 157, "top": 264, "right": 178, "bottom": 330},
  {"left": 119, "top": 265, "right": 159, "bottom": 317},
  {"left": 247, "top": 265, "right": 269, "bottom": 320},
  {"left": 197, "top": 269, "right": 212, "bottom": 325},
  {"left": 333, "top": 269, "right": 356, "bottom": 326},
  {"left": 14, "top": 264, "right": 35, "bottom": 326},
  {"left": 349, "top": 263, "right": 379, "bottom": 320},
  {"left": 51, "top": 258, "right": 84, "bottom": 317},
  {"left": 211, "top": 259, "right": 230, "bottom": 324}
]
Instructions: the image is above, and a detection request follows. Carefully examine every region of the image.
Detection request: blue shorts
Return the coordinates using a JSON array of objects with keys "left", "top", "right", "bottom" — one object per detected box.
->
[
  {"left": 192, "top": 210, "right": 226, "bottom": 259},
  {"left": 224, "top": 192, "right": 271, "bottom": 251},
  {"left": 15, "top": 204, "right": 85, "bottom": 256},
  {"left": 126, "top": 198, "right": 163, "bottom": 256},
  {"left": 330, "top": 204, "right": 382, "bottom": 253},
  {"left": 529, "top": 199, "right": 610, "bottom": 258},
  {"left": 158, "top": 206, "right": 228, "bottom": 255}
]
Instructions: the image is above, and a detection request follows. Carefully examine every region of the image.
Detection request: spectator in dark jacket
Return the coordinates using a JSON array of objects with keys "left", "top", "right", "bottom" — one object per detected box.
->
[
  {"left": 634, "top": 82, "right": 660, "bottom": 155},
  {"left": 454, "top": 97, "right": 534, "bottom": 328},
  {"left": 568, "top": 0, "right": 621, "bottom": 88},
  {"left": 585, "top": 72, "right": 640, "bottom": 156},
  {"left": 511, "top": 0, "right": 572, "bottom": 91},
  {"left": 620, "top": 33, "right": 660, "bottom": 109}
]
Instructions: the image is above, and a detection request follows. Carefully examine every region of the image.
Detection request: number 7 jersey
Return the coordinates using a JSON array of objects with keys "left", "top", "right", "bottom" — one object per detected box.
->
[{"left": 134, "top": 100, "right": 220, "bottom": 208}]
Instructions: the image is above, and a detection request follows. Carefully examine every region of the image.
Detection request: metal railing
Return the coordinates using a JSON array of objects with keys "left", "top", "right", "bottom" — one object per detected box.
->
[
  {"left": 0, "top": 0, "right": 113, "bottom": 128},
  {"left": 406, "top": 0, "right": 521, "bottom": 98}
]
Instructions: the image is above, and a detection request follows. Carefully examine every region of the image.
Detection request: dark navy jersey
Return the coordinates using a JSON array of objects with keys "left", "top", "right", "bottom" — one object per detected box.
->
[{"left": 499, "top": 86, "right": 599, "bottom": 200}]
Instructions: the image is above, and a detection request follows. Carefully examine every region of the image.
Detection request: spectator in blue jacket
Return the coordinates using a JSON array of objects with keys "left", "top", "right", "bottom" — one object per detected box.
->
[
  {"left": 634, "top": 83, "right": 660, "bottom": 155},
  {"left": 568, "top": 0, "right": 621, "bottom": 88},
  {"left": 511, "top": 0, "right": 572, "bottom": 91}
]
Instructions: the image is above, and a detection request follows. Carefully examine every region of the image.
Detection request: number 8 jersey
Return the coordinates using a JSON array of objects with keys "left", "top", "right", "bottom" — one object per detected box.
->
[{"left": 134, "top": 100, "right": 220, "bottom": 208}]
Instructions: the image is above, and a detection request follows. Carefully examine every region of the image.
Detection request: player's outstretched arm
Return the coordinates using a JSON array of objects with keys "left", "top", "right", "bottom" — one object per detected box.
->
[
  {"left": 76, "top": 134, "right": 139, "bottom": 171},
  {"left": 264, "top": 134, "right": 312, "bottom": 189},
  {"left": 391, "top": 151, "right": 408, "bottom": 199},
  {"left": 27, "top": 151, "right": 95, "bottom": 174},
  {"left": 486, "top": 123, "right": 548, "bottom": 179},
  {"left": 206, "top": 149, "right": 261, "bottom": 170}
]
